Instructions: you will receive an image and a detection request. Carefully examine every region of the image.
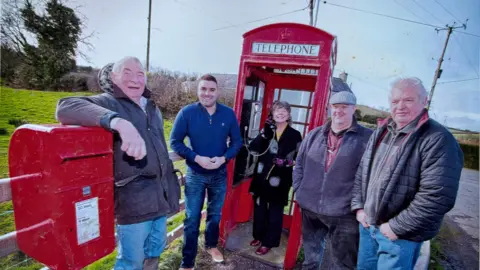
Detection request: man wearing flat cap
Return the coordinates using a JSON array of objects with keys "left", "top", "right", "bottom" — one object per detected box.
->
[{"left": 293, "top": 91, "right": 373, "bottom": 269}]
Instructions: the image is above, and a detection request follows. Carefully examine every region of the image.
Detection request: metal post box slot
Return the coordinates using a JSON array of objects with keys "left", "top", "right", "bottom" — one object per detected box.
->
[{"left": 8, "top": 124, "right": 115, "bottom": 270}]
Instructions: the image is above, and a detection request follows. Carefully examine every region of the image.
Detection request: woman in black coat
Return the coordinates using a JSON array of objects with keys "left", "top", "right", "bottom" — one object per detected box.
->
[{"left": 248, "top": 101, "right": 303, "bottom": 255}]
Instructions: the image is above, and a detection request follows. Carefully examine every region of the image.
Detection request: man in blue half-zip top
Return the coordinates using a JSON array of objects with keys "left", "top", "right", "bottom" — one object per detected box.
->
[{"left": 170, "top": 74, "right": 242, "bottom": 270}]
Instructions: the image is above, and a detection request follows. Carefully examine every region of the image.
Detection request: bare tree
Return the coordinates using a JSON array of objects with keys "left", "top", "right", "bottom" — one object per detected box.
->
[
  {"left": 0, "top": 0, "right": 95, "bottom": 62},
  {"left": 0, "top": 0, "right": 31, "bottom": 53}
]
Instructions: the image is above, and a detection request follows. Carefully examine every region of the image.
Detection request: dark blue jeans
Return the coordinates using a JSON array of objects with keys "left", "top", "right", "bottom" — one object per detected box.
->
[
  {"left": 180, "top": 167, "right": 227, "bottom": 268},
  {"left": 357, "top": 224, "right": 421, "bottom": 270}
]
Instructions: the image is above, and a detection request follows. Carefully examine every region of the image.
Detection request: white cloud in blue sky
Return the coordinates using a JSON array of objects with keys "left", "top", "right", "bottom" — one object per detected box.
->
[{"left": 73, "top": 0, "right": 480, "bottom": 131}]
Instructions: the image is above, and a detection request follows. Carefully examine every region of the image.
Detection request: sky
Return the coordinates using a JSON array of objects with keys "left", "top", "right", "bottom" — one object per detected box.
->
[{"left": 72, "top": 0, "right": 480, "bottom": 131}]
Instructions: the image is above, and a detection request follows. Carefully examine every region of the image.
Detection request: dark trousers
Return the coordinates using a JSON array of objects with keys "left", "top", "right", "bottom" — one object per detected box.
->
[
  {"left": 252, "top": 197, "right": 284, "bottom": 248},
  {"left": 301, "top": 208, "right": 359, "bottom": 270}
]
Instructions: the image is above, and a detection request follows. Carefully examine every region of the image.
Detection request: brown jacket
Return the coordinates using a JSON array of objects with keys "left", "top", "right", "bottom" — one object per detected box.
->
[{"left": 55, "top": 84, "right": 181, "bottom": 225}]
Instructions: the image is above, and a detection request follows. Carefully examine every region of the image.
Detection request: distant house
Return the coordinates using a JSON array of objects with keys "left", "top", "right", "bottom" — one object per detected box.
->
[{"left": 331, "top": 72, "right": 352, "bottom": 94}]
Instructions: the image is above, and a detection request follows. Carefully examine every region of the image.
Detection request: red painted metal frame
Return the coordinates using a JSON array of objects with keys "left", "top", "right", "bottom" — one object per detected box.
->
[{"left": 219, "top": 22, "right": 336, "bottom": 269}]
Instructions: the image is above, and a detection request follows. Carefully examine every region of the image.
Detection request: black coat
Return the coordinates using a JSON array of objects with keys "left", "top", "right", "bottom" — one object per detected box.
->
[
  {"left": 351, "top": 110, "right": 464, "bottom": 242},
  {"left": 248, "top": 125, "right": 303, "bottom": 206}
]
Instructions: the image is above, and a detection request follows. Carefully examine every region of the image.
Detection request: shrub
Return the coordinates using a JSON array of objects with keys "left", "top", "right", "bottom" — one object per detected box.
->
[
  {"left": 362, "top": 114, "right": 378, "bottom": 125},
  {"left": 0, "top": 45, "right": 24, "bottom": 86},
  {"left": 148, "top": 70, "right": 200, "bottom": 116},
  {"left": 0, "top": 128, "right": 8, "bottom": 135},
  {"left": 354, "top": 109, "right": 362, "bottom": 121},
  {"left": 51, "top": 72, "right": 94, "bottom": 92},
  {"left": 87, "top": 70, "right": 102, "bottom": 93},
  {"left": 459, "top": 143, "right": 479, "bottom": 170},
  {"left": 359, "top": 121, "right": 377, "bottom": 130},
  {"left": 8, "top": 119, "right": 29, "bottom": 127}
]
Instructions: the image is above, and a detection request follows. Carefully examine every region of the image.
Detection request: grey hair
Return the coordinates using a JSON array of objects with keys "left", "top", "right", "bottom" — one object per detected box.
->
[
  {"left": 111, "top": 56, "right": 147, "bottom": 83},
  {"left": 112, "top": 56, "right": 144, "bottom": 73},
  {"left": 389, "top": 77, "right": 428, "bottom": 102}
]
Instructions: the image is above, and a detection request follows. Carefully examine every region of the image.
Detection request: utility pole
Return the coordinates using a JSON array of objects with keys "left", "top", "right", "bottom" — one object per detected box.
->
[
  {"left": 309, "top": 0, "right": 314, "bottom": 26},
  {"left": 427, "top": 23, "right": 466, "bottom": 110},
  {"left": 146, "top": 0, "right": 153, "bottom": 73},
  {"left": 314, "top": 0, "right": 320, "bottom": 27}
]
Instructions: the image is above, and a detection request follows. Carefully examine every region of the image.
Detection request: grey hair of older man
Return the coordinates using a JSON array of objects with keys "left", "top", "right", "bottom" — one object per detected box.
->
[{"left": 388, "top": 77, "right": 428, "bottom": 102}]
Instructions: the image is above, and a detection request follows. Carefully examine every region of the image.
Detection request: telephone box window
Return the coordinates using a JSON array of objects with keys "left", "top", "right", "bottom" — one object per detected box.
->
[{"left": 279, "top": 89, "right": 310, "bottom": 106}]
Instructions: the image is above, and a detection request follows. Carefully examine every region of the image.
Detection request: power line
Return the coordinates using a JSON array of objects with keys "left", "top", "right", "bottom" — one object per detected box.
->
[
  {"left": 437, "top": 77, "right": 479, "bottom": 84},
  {"left": 434, "top": 0, "right": 462, "bottom": 23},
  {"left": 454, "top": 30, "right": 480, "bottom": 38},
  {"left": 322, "top": 1, "right": 480, "bottom": 38},
  {"left": 173, "top": 0, "right": 236, "bottom": 28},
  {"left": 393, "top": 0, "right": 428, "bottom": 24},
  {"left": 212, "top": 6, "right": 309, "bottom": 31},
  {"left": 453, "top": 35, "right": 480, "bottom": 77},
  {"left": 427, "top": 25, "right": 460, "bottom": 110},
  {"left": 411, "top": 0, "right": 444, "bottom": 25},
  {"left": 348, "top": 74, "right": 390, "bottom": 93},
  {"left": 321, "top": 1, "right": 441, "bottom": 28}
]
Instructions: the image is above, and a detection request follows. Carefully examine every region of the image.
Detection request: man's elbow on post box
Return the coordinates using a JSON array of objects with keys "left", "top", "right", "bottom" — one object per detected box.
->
[{"left": 55, "top": 95, "right": 119, "bottom": 130}]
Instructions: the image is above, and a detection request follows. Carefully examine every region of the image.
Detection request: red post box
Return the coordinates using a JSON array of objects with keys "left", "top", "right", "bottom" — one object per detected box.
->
[{"left": 8, "top": 124, "right": 115, "bottom": 270}]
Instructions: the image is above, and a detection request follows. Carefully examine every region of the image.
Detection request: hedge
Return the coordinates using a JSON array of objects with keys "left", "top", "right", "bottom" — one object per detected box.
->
[{"left": 459, "top": 143, "right": 479, "bottom": 170}]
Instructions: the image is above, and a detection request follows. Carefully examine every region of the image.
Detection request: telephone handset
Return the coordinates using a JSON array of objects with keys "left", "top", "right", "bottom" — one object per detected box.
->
[{"left": 266, "top": 112, "right": 276, "bottom": 131}]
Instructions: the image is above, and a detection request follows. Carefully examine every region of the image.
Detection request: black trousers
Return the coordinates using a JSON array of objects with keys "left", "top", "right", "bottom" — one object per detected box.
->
[
  {"left": 301, "top": 208, "right": 359, "bottom": 270},
  {"left": 252, "top": 197, "right": 284, "bottom": 248}
]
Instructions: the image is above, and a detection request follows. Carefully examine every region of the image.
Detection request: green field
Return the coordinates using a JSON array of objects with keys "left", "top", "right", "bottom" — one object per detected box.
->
[
  {"left": 453, "top": 133, "right": 480, "bottom": 145},
  {"left": 0, "top": 87, "right": 189, "bottom": 269}
]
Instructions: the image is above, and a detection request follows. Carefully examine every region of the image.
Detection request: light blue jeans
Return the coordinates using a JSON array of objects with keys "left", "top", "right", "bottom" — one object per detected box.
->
[
  {"left": 357, "top": 224, "right": 422, "bottom": 270},
  {"left": 114, "top": 215, "right": 167, "bottom": 270}
]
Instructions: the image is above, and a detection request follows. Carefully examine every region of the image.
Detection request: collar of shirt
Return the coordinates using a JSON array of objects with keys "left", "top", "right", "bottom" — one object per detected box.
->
[
  {"left": 387, "top": 114, "right": 421, "bottom": 135},
  {"left": 330, "top": 127, "right": 348, "bottom": 138},
  {"left": 196, "top": 101, "right": 221, "bottom": 114},
  {"left": 140, "top": 96, "right": 148, "bottom": 113}
]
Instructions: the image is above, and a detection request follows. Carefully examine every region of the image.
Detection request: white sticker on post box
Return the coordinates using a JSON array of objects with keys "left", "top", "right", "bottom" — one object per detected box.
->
[{"left": 75, "top": 197, "right": 100, "bottom": 245}]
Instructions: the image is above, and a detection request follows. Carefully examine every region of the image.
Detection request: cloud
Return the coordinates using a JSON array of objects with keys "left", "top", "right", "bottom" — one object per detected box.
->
[
  {"left": 444, "top": 117, "right": 480, "bottom": 132},
  {"left": 430, "top": 110, "right": 480, "bottom": 132}
]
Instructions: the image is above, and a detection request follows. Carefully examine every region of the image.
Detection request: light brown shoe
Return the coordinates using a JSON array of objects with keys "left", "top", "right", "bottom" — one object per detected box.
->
[
  {"left": 206, "top": 247, "right": 224, "bottom": 263},
  {"left": 143, "top": 257, "right": 159, "bottom": 270}
]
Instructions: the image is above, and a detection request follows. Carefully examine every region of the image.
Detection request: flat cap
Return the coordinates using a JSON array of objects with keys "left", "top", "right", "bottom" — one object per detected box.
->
[{"left": 329, "top": 91, "right": 357, "bottom": 105}]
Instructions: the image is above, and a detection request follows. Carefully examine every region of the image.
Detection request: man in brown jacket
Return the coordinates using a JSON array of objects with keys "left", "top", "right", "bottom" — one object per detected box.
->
[{"left": 55, "top": 56, "right": 180, "bottom": 270}]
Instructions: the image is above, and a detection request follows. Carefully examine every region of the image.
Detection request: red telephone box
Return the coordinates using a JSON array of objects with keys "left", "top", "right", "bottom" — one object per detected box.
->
[
  {"left": 219, "top": 23, "right": 337, "bottom": 269},
  {"left": 8, "top": 124, "right": 115, "bottom": 270}
]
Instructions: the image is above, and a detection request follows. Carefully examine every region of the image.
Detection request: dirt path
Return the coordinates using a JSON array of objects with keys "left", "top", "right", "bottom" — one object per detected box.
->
[
  {"left": 194, "top": 250, "right": 278, "bottom": 269},
  {"left": 433, "top": 168, "right": 479, "bottom": 270}
]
